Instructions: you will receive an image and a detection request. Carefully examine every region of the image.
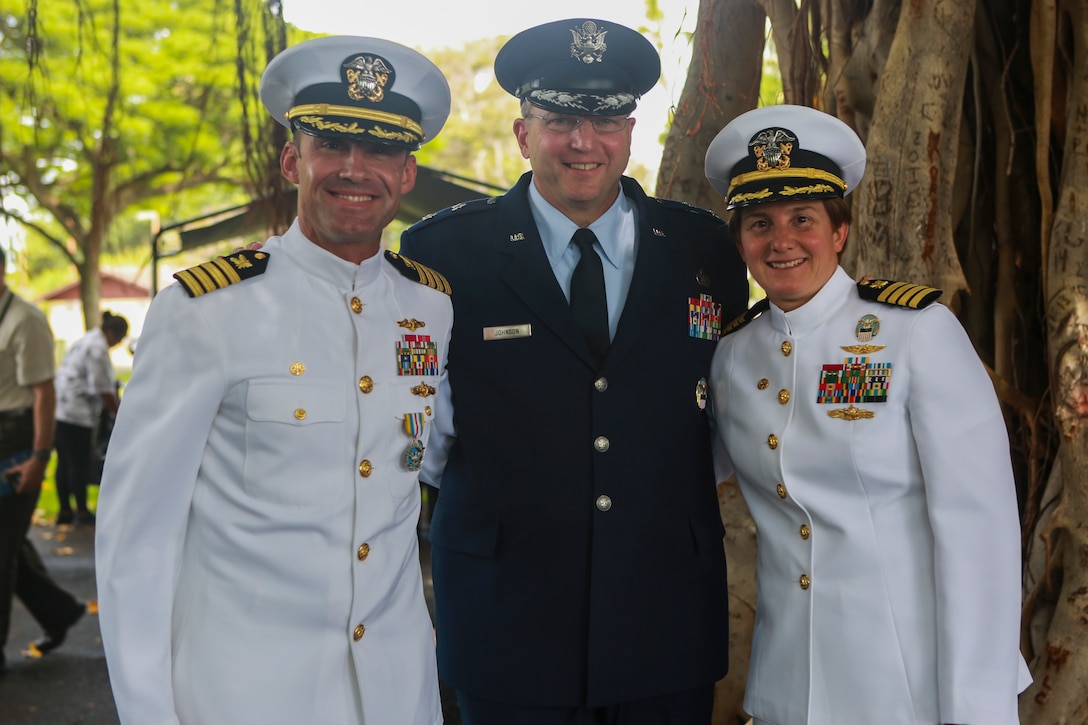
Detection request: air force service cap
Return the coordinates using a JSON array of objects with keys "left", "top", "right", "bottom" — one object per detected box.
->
[
  {"left": 705, "top": 104, "right": 867, "bottom": 210},
  {"left": 260, "top": 36, "right": 450, "bottom": 150},
  {"left": 494, "top": 18, "right": 660, "bottom": 116}
]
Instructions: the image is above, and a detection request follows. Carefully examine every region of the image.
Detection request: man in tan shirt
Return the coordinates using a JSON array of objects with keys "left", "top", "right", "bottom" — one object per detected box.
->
[{"left": 0, "top": 246, "right": 86, "bottom": 676}]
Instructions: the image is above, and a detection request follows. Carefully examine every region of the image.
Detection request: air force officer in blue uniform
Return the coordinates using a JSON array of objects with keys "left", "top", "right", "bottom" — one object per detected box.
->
[{"left": 400, "top": 19, "right": 748, "bottom": 725}]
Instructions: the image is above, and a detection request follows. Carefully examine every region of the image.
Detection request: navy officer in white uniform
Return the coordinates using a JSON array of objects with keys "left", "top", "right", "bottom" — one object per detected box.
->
[
  {"left": 705, "top": 105, "right": 1031, "bottom": 725},
  {"left": 96, "top": 36, "right": 453, "bottom": 725}
]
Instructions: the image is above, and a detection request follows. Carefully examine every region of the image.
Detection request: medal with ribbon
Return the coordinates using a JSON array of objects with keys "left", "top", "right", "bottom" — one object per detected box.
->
[{"left": 402, "top": 412, "right": 426, "bottom": 471}]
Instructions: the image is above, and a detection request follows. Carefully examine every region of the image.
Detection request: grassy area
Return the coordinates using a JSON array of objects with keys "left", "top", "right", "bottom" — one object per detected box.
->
[{"left": 33, "top": 452, "right": 99, "bottom": 523}]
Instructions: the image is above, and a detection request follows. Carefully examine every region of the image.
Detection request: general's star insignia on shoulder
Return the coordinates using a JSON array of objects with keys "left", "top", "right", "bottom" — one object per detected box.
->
[
  {"left": 173, "top": 250, "right": 270, "bottom": 298},
  {"left": 724, "top": 298, "right": 770, "bottom": 335},
  {"left": 385, "top": 251, "right": 451, "bottom": 295},
  {"left": 857, "top": 279, "right": 941, "bottom": 309}
]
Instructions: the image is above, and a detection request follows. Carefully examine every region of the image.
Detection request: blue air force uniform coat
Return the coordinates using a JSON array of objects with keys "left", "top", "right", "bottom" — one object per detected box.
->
[
  {"left": 399, "top": 172, "right": 749, "bottom": 707},
  {"left": 709, "top": 267, "right": 1030, "bottom": 725},
  {"left": 95, "top": 222, "right": 451, "bottom": 725}
]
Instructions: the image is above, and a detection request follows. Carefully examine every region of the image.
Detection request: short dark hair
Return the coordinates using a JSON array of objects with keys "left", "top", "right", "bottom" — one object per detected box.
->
[
  {"left": 727, "top": 197, "right": 853, "bottom": 241},
  {"left": 101, "top": 310, "right": 129, "bottom": 339}
]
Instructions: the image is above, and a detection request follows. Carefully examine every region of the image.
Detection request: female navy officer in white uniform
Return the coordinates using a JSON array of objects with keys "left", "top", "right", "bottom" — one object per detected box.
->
[{"left": 704, "top": 105, "right": 1031, "bottom": 725}]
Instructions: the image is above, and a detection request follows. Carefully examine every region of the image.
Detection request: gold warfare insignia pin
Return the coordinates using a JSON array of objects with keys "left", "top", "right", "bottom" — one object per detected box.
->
[
  {"left": 398, "top": 318, "right": 426, "bottom": 332},
  {"left": 410, "top": 381, "right": 436, "bottom": 397}
]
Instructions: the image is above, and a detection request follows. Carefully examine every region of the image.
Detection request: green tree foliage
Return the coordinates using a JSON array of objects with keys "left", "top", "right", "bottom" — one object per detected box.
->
[
  {"left": 420, "top": 37, "right": 532, "bottom": 190},
  {"left": 0, "top": 0, "right": 275, "bottom": 326}
]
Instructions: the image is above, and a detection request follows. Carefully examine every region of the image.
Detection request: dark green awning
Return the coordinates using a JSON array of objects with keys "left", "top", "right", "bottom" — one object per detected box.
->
[{"left": 169, "top": 165, "right": 502, "bottom": 254}]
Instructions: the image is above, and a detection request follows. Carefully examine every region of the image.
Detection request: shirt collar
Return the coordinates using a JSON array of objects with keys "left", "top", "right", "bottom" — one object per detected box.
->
[
  {"left": 273, "top": 220, "right": 384, "bottom": 290},
  {"left": 768, "top": 266, "right": 853, "bottom": 337},
  {"left": 528, "top": 181, "right": 631, "bottom": 270}
]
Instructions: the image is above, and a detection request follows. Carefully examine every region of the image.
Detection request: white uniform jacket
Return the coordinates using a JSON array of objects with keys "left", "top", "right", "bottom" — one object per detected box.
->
[
  {"left": 96, "top": 222, "right": 450, "bottom": 725},
  {"left": 710, "top": 267, "right": 1029, "bottom": 725}
]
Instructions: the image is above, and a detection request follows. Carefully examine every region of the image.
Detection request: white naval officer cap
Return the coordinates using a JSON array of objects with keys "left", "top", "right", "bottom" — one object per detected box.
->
[
  {"left": 260, "top": 35, "right": 450, "bottom": 150},
  {"left": 705, "top": 104, "right": 867, "bottom": 210}
]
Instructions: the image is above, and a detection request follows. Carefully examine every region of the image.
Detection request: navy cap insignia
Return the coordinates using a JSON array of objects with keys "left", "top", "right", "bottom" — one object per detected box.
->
[
  {"left": 174, "top": 250, "right": 269, "bottom": 298},
  {"left": 571, "top": 21, "right": 607, "bottom": 63},
  {"left": 705, "top": 105, "right": 865, "bottom": 211},
  {"left": 343, "top": 55, "right": 393, "bottom": 103},
  {"left": 752, "top": 128, "right": 795, "bottom": 172},
  {"left": 857, "top": 279, "right": 941, "bottom": 308},
  {"left": 262, "top": 36, "right": 450, "bottom": 151}
]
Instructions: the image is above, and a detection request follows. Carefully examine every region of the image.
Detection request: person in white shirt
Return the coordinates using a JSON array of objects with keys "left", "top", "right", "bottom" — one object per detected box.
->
[
  {"left": 95, "top": 36, "right": 453, "bottom": 725},
  {"left": 704, "top": 104, "right": 1031, "bottom": 725},
  {"left": 53, "top": 310, "right": 127, "bottom": 526}
]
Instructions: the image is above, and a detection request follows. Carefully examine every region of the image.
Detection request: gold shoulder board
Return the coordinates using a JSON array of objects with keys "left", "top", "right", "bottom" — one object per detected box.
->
[
  {"left": 725, "top": 298, "right": 770, "bottom": 336},
  {"left": 173, "top": 250, "right": 270, "bottom": 298},
  {"left": 856, "top": 279, "right": 941, "bottom": 309},
  {"left": 385, "top": 251, "right": 451, "bottom": 295}
]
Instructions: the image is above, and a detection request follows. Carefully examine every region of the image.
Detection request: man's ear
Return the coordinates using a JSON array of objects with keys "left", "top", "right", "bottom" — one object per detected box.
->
[
  {"left": 512, "top": 118, "right": 532, "bottom": 160},
  {"left": 400, "top": 153, "right": 418, "bottom": 195},
  {"left": 280, "top": 141, "right": 301, "bottom": 184}
]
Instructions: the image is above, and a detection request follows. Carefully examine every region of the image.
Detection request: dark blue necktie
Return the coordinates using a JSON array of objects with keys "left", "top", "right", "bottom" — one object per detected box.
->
[{"left": 569, "top": 228, "right": 610, "bottom": 365}]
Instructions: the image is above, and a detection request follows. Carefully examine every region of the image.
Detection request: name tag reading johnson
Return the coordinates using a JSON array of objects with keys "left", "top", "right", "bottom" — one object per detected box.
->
[{"left": 483, "top": 324, "right": 532, "bottom": 341}]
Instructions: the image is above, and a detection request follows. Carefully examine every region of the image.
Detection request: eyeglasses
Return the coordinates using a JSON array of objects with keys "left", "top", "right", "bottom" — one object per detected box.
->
[{"left": 523, "top": 113, "right": 631, "bottom": 134}]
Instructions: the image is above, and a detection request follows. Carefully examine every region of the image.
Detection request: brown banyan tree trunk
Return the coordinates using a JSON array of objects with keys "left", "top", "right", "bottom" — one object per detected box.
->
[{"left": 659, "top": 0, "right": 1088, "bottom": 722}]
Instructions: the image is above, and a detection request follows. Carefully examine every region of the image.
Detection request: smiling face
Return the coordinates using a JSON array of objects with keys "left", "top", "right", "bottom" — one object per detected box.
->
[
  {"left": 735, "top": 199, "right": 849, "bottom": 312},
  {"left": 280, "top": 132, "right": 417, "bottom": 263},
  {"left": 512, "top": 105, "right": 634, "bottom": 228}
]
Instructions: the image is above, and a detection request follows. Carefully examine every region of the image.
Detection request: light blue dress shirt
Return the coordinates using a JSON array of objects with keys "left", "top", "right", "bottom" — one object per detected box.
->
[{"left": 527, "top": 181, "right": 638, "bottom": 341}]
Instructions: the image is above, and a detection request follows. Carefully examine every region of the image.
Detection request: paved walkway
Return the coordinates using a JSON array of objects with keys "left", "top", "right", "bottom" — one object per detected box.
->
[
  {"left": 0, "top": 511, "right": 460, "bottom": 724},
  {"left": 0, "top": 517, "right": 116, "bottom": 724}
]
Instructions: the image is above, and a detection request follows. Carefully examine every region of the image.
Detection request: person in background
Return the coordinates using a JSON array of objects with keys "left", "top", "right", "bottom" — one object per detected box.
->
[
  {"left": 95, "top": 36, "right": 453, "bottom": 724},
  {"left": 704, "top": 104, "right": 1031, "bottom": 725},
  {"left": 0, "top": 246, "right": 87, "bottom": 675},
  {"left": 53, "top": 310, "right": 128, "bottom": 526},
  {"left": 399, "top": 18, "right": 749, "bottom": 725}
]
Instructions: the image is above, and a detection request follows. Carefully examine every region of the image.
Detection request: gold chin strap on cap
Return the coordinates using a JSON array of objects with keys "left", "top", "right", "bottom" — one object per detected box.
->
[
  {"left": 286, "top": 103, "right": 424, "bottom": 140},
  {"left": 726, "top": 166, "right": 847, "bottom": 199}
]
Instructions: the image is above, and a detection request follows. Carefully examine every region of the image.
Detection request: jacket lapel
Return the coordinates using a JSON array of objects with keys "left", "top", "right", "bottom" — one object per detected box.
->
[
  {"left": 495, "top": 174, "right": 598, "bottom": 366},
  {"left": 606, "top": 178, "right": 675, "bottom": 367}
]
